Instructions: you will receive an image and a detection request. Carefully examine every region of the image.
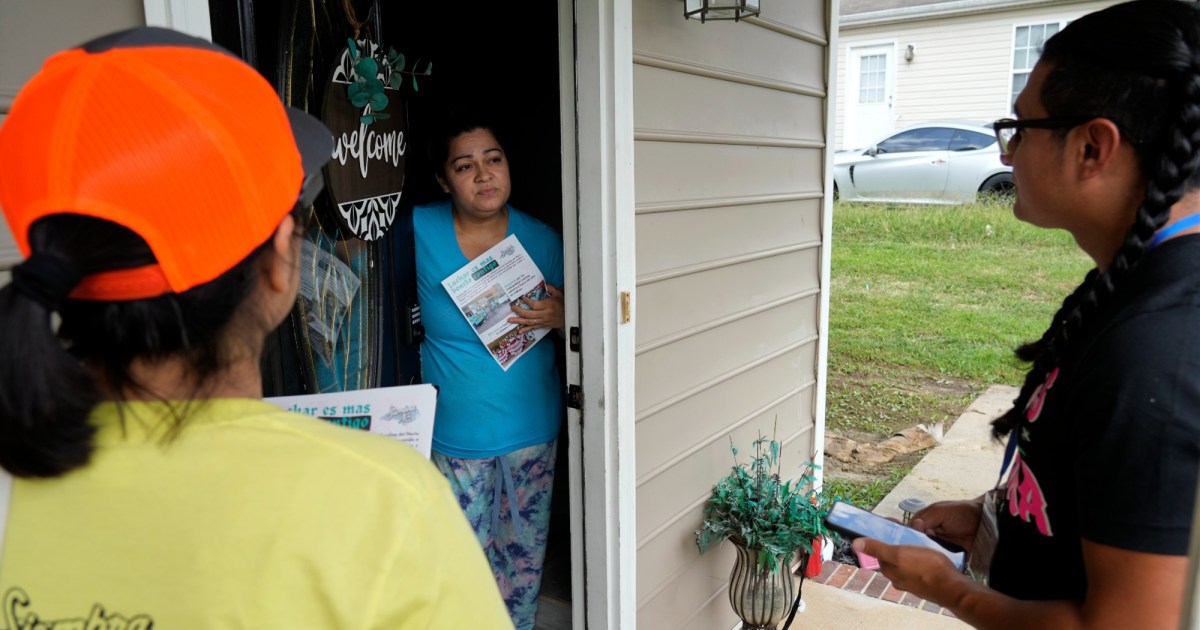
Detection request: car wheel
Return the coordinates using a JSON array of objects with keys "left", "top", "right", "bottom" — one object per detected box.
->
[
  {"left": 978, "top": 173, "right": 1015, "bottom": 201},
  {"left": 833, "top": 182, "right": 839, "bottom": 200}
]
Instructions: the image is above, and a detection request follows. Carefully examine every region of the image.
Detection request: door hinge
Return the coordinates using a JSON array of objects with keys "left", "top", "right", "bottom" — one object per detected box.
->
[
  {"left": 569, "top": 326, "right": 581, "bottom": 352},
  {"left": 566, "top": 384, "right": 584, "bottom": 409}
]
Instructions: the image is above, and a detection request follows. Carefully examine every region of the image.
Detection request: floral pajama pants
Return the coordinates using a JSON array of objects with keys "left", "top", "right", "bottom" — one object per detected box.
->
[{"left": 433, "top": 440, "right": 557, "bottom": 630}]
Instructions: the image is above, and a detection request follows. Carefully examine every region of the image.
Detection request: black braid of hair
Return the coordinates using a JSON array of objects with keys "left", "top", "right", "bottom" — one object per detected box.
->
[
  {"left": 993, "top": 0, "right": 1200, "bottom": 439},
  {"left": 1011, "top": 269, "right": 1098, "bottom": 364}
]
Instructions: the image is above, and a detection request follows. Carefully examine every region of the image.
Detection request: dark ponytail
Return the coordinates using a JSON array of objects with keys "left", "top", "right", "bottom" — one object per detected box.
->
[
  {"left": 0, "top": 274, "right": 98, "bottom": 477},
  {"left": 0, "top": 215, "right": 274, "bottom": 477},
  {"left": 995, "top": 0, "right": 1200, "bottom": 437}
]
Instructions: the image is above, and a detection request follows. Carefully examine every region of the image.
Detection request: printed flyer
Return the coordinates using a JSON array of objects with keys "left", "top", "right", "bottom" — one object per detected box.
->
[
  {"left": 266, "top": 384, "right": 437, "bottom": 458},
  {"left": 442, "top": 234, "right": 550, "bottom": 370}
]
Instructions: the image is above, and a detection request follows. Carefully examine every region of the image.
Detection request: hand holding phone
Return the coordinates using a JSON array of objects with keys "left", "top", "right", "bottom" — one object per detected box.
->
[{"left": 824, "top": 500, "right": 966, "bottom": 571}]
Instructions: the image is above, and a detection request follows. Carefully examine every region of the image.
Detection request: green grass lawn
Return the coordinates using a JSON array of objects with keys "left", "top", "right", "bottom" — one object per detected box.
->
[
  {"left": 825, "top": 197, "right": 1093, "bottom": 507},
  {"left": 830, "top": 197, "right": 1093, "bottom": 384}
]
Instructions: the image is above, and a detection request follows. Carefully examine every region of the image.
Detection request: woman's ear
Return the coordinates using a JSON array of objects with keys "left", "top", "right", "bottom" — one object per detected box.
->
[
  {"left": 253, "top": 214, "right": 302, "bottom": 330},
  {"left": 266, "top": 214, "right": 300, "bottom": 294},
  {"left": 1076, "top": 118, "right": 1126, "bottom": 179},
  {"left": 435, "top": 173, "right": 450, "bottom": 194}
]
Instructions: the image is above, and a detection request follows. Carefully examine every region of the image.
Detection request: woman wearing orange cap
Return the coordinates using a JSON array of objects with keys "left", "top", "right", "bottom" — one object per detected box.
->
[{"left": 0, "top": 27, "right": 512, "bottom": 628}]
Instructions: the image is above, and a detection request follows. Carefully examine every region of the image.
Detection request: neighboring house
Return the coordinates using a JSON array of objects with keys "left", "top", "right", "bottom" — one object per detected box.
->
[
  {"left": 836, "top": 0, "right": 1123, "bottom": 150},
  {"left": 1, "top": 2, "right": 835, "bottom": 629}
]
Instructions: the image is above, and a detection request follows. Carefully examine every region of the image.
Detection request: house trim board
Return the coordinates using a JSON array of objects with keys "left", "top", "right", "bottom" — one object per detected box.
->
[
  {"left": 556, "top": 1, "right": 587, "bottom": 628},
  {"left": 817, "top": 0, "right": 841, "bottom": 491},
  {"left": 142, "top": 0, "right": 212, "bottom": 39},
  {"left": 574, "top": 0, "right": 638, "bottom": 628},
  {"left": 842, "top": 0, "right": 1100, "bottom": 28}
]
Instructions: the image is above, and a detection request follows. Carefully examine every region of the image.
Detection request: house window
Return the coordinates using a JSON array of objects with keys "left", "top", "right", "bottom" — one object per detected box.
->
[
  {"left": 859, "top": 53, "right": 886, "bottom": 104},
  {"left": 1011, "top": 22, "right": 1062, "bottom": 107}
]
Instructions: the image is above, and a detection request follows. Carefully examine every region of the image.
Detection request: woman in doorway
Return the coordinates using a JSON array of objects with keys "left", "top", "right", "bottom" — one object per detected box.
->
[
  {"left": 0, "top": 27, "right": 511, "bottom": 628},
  {"left": 414, "top": 114, "right": 565, "bottom": 630},
  {"left": 854, "top": 1, "right": 1200, "bottom": 626}
]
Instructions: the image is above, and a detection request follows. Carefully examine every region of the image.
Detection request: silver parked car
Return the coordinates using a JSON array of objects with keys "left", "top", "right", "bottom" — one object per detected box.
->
[{"left": 833, "top": 122, "right": 1013, "bottom": 204}]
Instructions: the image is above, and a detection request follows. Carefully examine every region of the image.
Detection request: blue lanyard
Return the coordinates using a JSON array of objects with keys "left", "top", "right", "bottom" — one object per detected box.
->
[
  {"left": 1148, "top": 213, "right": 1200, "bottom": 250},
  {"left": 997, "top": 429, "right": 1019, "bottom": 486}
]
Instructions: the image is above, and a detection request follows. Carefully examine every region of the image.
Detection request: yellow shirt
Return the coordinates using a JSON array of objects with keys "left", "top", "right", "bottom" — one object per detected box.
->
[{"left": 0, "top": 399, "right": 513, "bottom": 629}]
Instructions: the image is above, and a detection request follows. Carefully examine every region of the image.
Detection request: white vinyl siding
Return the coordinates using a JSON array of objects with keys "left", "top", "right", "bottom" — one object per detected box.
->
[
  {"left": 834, "top": 0, "right": 1121, "bottom": 149},
  {"left": 0, "top": 0, "right": 147, "bottom": 271},
  {"left": 631, "top": 1, "right": 830, "bottom": 628}
]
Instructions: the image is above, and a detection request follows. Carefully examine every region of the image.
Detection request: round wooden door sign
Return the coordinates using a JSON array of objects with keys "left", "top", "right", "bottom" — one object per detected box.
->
[{"left": 322, "top": 39, "right": 407, "bottom": 241}]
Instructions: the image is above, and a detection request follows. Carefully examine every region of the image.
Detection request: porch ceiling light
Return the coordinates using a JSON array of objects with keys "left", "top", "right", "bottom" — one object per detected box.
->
[{"left": 684, "top": 0, "right": 760, "bottom": 23}]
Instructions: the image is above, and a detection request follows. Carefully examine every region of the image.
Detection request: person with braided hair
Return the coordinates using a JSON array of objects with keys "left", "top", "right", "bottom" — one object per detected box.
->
[{"left": 852, "top": 1, "right": 1200, "bottom": 627}]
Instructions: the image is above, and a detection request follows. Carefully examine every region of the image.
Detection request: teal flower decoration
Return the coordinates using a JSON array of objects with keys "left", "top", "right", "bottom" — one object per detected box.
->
[{"left": 345, "top": 39, "right": 431, "bottom": 127}]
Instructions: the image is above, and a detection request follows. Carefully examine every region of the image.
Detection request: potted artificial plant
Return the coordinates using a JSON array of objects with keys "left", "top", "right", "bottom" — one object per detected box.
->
[{"left": 696, "top": 433, "right": 829, "bottom": 630}]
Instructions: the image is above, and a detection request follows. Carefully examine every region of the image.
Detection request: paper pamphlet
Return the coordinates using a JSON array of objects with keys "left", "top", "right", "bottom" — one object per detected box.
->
[
  {"left": 266, "top": 384, "right": 438, "bottom": 458},
  {"left": 442, "top": 234, "right": 550, "bottom": 371}
]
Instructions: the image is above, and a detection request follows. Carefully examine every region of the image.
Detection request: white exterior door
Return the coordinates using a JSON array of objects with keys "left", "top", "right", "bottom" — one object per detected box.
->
[{"left": 845, "top": 43, "right": 894, "bottom": 150}]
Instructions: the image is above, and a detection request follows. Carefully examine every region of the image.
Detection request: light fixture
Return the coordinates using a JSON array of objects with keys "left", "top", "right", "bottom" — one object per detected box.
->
[
  {"left": 904, "top": 44, "right": 915, "bottom": 62},
  {"left": 685, "top": 0, "right": 761, "bottom": 23}
]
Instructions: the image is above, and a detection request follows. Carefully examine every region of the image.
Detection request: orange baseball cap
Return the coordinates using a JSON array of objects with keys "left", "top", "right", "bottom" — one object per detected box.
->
[{"left": 0, "top": 27, "right": 333, "bottom": 301}]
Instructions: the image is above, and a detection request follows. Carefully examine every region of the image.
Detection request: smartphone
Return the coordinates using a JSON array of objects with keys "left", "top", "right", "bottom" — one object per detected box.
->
[{"left": 824, "top": 500, "right": 966, "bottom": 570}]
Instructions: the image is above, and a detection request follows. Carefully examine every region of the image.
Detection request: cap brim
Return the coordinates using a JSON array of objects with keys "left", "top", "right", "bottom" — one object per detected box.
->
[
  {"left": 285, "top": 107, "right": 333, "bottom": 207},
  {"left": 82, "top": 26, "right": 228, "bottom": 54},
  {"left": 286, "top": 107, "right": 333, "bottom": 181}
]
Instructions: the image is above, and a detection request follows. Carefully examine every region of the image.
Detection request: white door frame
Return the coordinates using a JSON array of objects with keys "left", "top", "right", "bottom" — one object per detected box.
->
[
  {"left": 556, "top": 1, "right": 586, "bottom": 628},
  {"left": 142, "top": 0, "right": 212, "bottom": 39},
  {"left": 569, "top": 0, "right": 638, "bottom": 628}
]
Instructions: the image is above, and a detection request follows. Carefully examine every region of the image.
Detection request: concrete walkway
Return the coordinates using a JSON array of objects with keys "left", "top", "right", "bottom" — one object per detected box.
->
[
  {"left": 875, "top": 384, "right": 1014, "bottom": 521},
  {"left": 797, "top": 579, "right": 969, "bottom": 629},
  {"left": 793, "top": 384, "right": 1017, "bottom": 629}
]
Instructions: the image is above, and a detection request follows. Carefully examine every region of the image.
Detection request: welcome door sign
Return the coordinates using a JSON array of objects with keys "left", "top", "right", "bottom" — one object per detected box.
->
[{"left": 322, "top": 38, "right": 407, "bottom": 241}]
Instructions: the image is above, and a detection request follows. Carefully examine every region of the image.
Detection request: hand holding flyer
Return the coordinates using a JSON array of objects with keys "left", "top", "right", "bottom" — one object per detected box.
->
[{"left": 442, "top": 234, "right": 551, "bottom": 370}]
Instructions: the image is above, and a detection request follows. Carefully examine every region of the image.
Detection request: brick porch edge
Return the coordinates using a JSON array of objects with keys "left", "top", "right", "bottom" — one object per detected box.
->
[{"left": 806, "top": 561, "right": 958, "bottom": 618}]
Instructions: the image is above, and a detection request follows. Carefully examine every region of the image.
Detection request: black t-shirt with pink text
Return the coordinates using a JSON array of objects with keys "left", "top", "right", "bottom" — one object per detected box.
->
[{"left": 989, "top": 234, "right": 1200, "bottom": 601}]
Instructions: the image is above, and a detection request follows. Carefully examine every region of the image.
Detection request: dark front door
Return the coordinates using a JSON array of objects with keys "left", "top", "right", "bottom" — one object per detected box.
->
[{"left": 209, "top": 0, "right": 563, "bottom": 397}]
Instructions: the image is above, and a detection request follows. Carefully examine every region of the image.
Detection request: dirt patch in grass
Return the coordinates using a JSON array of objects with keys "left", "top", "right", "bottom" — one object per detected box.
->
[{"left": 823, "top": 370, "right": 981, "bottom": 508}]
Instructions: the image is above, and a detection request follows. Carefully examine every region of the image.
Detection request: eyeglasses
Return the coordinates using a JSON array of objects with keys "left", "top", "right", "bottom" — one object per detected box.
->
[{"left": 992, "top": 117, "right": 1093, "bottom": 158}]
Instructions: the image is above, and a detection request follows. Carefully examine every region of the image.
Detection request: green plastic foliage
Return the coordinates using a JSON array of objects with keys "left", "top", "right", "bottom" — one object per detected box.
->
[
  {"left": 345, "top": 40, "right": 433, "bottom": 126},
  {"left": 695, "top": 432, "right": 830, "bottom": 575}
]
